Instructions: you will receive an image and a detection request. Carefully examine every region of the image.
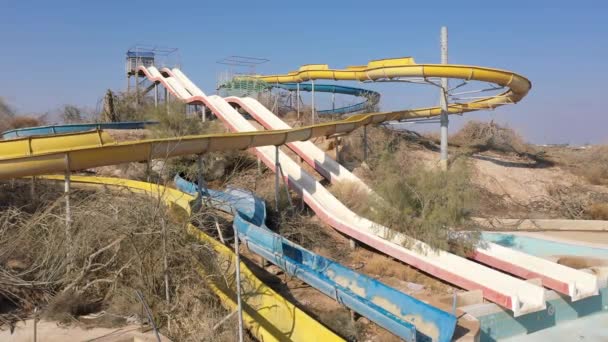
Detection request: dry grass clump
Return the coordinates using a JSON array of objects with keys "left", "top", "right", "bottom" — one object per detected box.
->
[
  {"left": 6, "top": 116, "right": 45, "bottom": 130},
  {"left": 586, "top": 203, "right": 608, "bottom": 220},
  {"left": 0, "top": 115, "right": 46, "bottom": 136},
  {"left": 148, "top": 102, "right": 224, "bottom": 138},
  {"left": 450, "top": 120, "right": 533, "bottom": 155},
  {"left": 329, "top": 181, "right": 371, "bottom": 215},
  {"left": 0, "top": 182, "right": 240, "bottom": 341},
  {"left": 551, "top": 145, "right": 608, "bottom": 186}
]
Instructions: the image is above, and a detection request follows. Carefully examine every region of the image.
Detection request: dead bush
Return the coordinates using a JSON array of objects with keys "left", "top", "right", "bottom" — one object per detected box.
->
[
  {"left": 544, "top": 185, "right": 590, "bottom": 219},
  {"left": 367, "top": 151, "right": 480, "bottom": 255},
  {"left": 583, "top": 164, "right": 608, "bottom": 185},
  {"left": 7, "top": 116, "right": 45, "bottom": 130},
  {"left": 0, "top": 182, "right": 238, "bottom": 341},
  {"left": 1, "top": 115, "right": 46, "bottom": 135},
  {"left": 451, "top": 120, "right": 532, "bottom": 154},
  {"left": 547, "top": 145, "right": 608, "bottom": 185},
  {"left": 586, "top": 203, "right": 608, "bottom": 220},
  {"left": 329, "top": 181, "right": 371, "bottom": 215}
]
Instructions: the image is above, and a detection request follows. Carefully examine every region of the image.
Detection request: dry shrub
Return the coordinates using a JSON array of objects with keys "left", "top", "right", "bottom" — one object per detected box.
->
[
  {"left": 564, "top": 146, "right": 608, "bottom": 185},
  {"left": 1, "top": 115, "right": 46, "bottom": 135},
  {"left": 586, "top": 203, "right": 608, "bottom": 220},
  {"left": 7, "top": 116, "right": 45, "bottom": 130},
  {"left": 547, "top": 145, "right": 608, "bottom": 185},
  {"left": 545, "top": 184, "right": 590, "bottom": 219},
  {"left": 583, "top": 164, "right": 608, "bottom": 185},
  {"left": 451, "top": 120, "right": 532, "bottom": 155},
  {"left": 317, "top": 308, "right": 358, "bottom": 340},
  {"left": 0, "top": 182, "right": 239, "bottom": 341},
  {"left": 367, "top": 152, "right": 479, "bottom": 255},
  {"left": 329, "top": 181, "right": 371, "bottom": 215},
  {"left": 272, "top": 211, "right": 342, "bottom": 258}
]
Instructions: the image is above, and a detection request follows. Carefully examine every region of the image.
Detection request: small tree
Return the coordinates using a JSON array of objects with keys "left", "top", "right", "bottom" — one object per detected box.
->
[
  {"left": 102, "top": 89, "right": 119, "bottom": 122},
  {"left": 0, "top": 97, "right": 15, "bottom": 118},
  {"left": 61, "top": 105, "right": 84, "bottom": 123}
]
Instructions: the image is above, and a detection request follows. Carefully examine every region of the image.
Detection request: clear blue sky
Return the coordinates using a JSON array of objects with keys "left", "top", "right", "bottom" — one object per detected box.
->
[{"left": 1, "top": 0, "right": 606, "bottom": 144}]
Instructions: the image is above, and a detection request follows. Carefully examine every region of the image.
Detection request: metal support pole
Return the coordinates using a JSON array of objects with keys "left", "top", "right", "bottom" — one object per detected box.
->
[
  {"left": 197, "top": 155, "right": 207, "bottom": 200},
  {"left": 311, "top": 79, "right": 316, "bottom": 124},
  {"left": 30, "top": 176, "right": 36, "bottom": 201},
  {"left": 135, "top": 72, "right": 140, "bottom": 105},
  {"left": 202, "top": 105, "right": 206, "bottom": 123},
  {"left": 296, "top": 83, "right": 300, "bottom": 120},
  {"left": 234, "top": 222, "right": 245, "bottom": 342},
  {"left": 154, "top": 83, "right": 158, "bottom": 108},
  {"left": 64, "top": 154, "right": 72, "bottom": 269},
  {"left": 64, "top": 155, "right": 71, "bottom": 230},
  {"left": 33, "top": 308, "right": 38, "bottom": 342},
  {"left": 335, "top": 137, "right": 341, "bottom": 163},
  {"left": 363, "top": 125, "right": 368, "bottom": 161},
  {"left": 162, "top": 219, "right": 170, "bottom": 303},
  {"left": 135, "top": 291, "right": 162, "bottom": 342},
  {"left": 439, "top": 26, "right": 449, "bottom": 170},
  {"left": 332, "top": 92, "right": 335, "bottom": 112},
  {"left": 274, "top": 146, "right": 280, "bottom": 210}
]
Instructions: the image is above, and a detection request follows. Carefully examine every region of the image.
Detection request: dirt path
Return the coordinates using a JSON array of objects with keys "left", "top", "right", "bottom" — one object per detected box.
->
[{"left": 0, "top": 320, "right": 170, "bottom": 342}]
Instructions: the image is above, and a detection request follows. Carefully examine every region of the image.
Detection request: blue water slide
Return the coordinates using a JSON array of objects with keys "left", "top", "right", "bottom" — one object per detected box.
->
[
  {"left": 1, "top": 121, "right": 158, "bottom": 139},
  {"left": 175, "top": 175, "right": 457, "bottom": 342},
  {"left": 274, "top": 83, "right": 380, "bottom": 115}
]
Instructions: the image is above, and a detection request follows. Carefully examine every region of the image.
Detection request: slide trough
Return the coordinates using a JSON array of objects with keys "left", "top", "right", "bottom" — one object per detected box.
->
[{"left": 174, "top": 175, "right": 457, "bottom": 342}]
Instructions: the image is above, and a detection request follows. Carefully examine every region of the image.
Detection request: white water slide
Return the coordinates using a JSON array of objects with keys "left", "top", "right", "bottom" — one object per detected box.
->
[
  {"left": 225, "top": 96, "right": 600, "bottom": 304},
  {"left": 142, "top": 66, "right": 554, "bottom": 316}
]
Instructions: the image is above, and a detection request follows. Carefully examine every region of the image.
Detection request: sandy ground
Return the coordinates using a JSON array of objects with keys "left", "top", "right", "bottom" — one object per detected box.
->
[
  {"left": 472, "top": 157, "right": 578, "bottom": 204},
  {"left": 0, "top": 320, "right": 170, "bottom": 342},
  {"left": 406, "top": 147, "right": 607, "bottom": 207}
]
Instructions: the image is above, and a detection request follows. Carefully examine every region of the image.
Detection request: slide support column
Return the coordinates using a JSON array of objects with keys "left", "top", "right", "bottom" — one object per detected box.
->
[
  {"left": 363, "top": 125, "right": 368, "bottom": 161},
  {"left": 439, "top": 26, "right": 449, "bottom": 170},
  {"left": 296, "top": 83, "right": 300, "bottom": 120},
  {"left": 234, "top": 220, "right": 244, "bottom": 342},
  {"left": 64, "top": 154, "right": 73, "bottom": 269},
  {"left": 311, "top": 79, "right": 316, "bottom": 124},
  {"left": 154, "top": 83, "right": 159, "bottom": 108},
  {"left": 332, "top": 91, "right": 335, "bottom": 112},
  {"left": 196, "top": 155, "right": 206, "bottom": 207},
  {"left": 274, "top": 146, "right": 280, "bottom": 210},
  {"left": 335, "top": 137, "right": 341, "bottom": 163},
  {"left": 30, "top": 176, "right": 36, "bottom": 201}
]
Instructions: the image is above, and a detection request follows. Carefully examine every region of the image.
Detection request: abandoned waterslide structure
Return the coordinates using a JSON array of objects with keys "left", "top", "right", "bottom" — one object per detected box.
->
[{"left": 1, "top": 57, "right": 606, "bottom": 341}]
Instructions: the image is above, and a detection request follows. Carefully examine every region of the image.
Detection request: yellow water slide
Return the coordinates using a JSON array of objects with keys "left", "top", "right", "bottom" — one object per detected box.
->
[
  {"left": 256, "top": 57, "right": 531, "bottom": 117},
  {"left": 40, "top": 175, "right": 343, "bottom": 342},
  {"left": 0, "top": 57, "right": 533, "bottom": 338},
  {"left": 0, "top": 58, "right": 530, "bottom": 179}
]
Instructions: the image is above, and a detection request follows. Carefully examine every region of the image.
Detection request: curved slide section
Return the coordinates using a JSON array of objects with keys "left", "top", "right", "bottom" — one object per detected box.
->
[
  {"left": 162, "top": 68, "right": 547, "bottom": 316},
  {"left": 227, "top": 97, "right": 600, "bottom": 302},
  {"left": 1, "top": 121, "right": 158, "bottom": 139},
  {"left": 256, "top": 57, "right": 531, "bottom": 118},
  {"left": 220, "top": 78, "right": 379, "bottom": 116},
  {"left": 0, "top": 58, "right": 532, "bottom": 180},
  {"left": 273, "top": 83, "right": 380, "bottom": 115},
  {"left": 174, "top": 175, "right": 457, "bottom": 342},
  {"left": 41, "top": 175, "right": 342, "bottom": 342}
]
